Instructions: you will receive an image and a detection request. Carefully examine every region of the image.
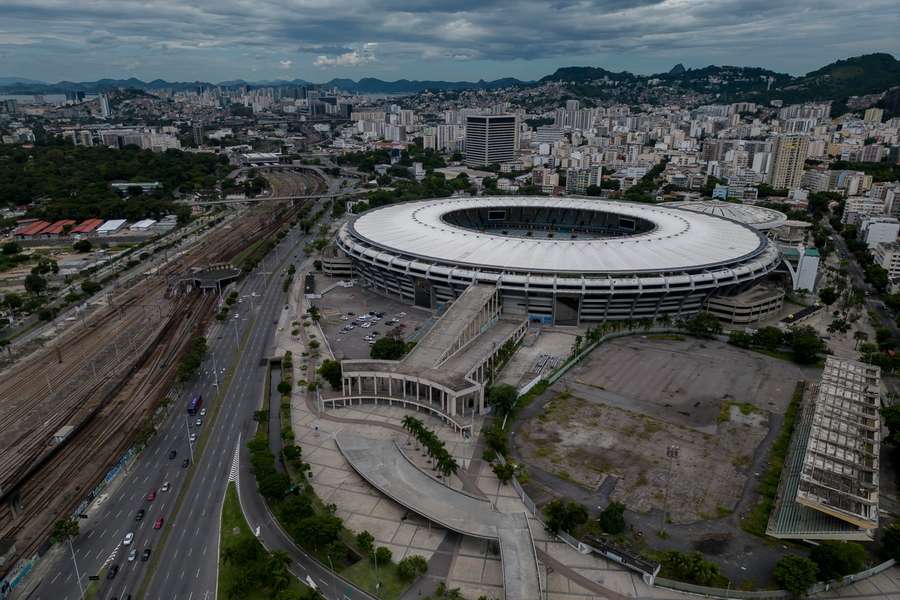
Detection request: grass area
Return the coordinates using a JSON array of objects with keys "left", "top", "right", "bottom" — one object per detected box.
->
[
  {"left": 717, "top": 400, "right": 761, "bottom": 423},
  {"left": 741, "top": 381, "right": 805, "bottom": 536},
  {"left": 341, "top": 559, "right": 408, "bottom": 600},
  {"left": 219, "top": 482, "right": 309, "bottom": 600}
]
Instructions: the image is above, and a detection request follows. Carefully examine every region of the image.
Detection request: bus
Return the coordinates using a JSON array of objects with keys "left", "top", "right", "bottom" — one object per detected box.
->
[{"left": 187, "top": 394, "right": 202, "bottom": 415}]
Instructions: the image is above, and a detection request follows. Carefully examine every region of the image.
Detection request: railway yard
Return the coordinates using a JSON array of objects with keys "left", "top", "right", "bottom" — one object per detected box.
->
[{"left": 0, "top": 168, "right": 325, "bottom": 571}]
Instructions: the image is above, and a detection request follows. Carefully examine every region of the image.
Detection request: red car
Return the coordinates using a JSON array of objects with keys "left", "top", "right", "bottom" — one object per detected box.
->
[
  {"left": 145, "top": 489, "right": 157, "bottom": 502},
  {"left": 153, "top": 517, "right": 164, "bottom": 530}
]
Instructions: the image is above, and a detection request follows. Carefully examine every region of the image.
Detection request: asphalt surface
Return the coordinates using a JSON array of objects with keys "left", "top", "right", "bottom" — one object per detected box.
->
[{"left": 23, "top": 195, "right": 359, "bottom": 600}]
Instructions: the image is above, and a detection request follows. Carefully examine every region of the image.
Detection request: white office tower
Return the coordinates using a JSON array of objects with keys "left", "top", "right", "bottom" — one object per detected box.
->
[{"left": 465, "top": 115, "right": 518, "bottom": 167}]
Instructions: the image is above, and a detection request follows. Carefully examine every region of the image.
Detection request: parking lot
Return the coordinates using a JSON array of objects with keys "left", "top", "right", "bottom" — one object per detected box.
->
[{"left": 313, "top": 277, "right": 428, "bottom": 361}]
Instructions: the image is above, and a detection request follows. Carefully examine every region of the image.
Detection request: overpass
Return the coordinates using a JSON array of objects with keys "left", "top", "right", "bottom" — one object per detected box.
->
[{"left": 335, "top": 432, "right": 543, "bottom": 600}]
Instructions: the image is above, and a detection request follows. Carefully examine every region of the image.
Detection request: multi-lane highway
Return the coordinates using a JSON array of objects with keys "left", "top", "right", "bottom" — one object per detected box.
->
[{"left": 23, "top": 193, "right": 333, "bottom": 600}]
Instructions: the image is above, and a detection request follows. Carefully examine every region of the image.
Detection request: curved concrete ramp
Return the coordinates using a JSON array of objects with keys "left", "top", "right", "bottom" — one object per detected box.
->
[{"left": 335, "top": 432, "right": 542, "bottom": 600}]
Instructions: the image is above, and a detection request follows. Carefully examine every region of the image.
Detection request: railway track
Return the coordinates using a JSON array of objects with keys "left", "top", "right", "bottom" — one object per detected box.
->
[{"left": 0, "top": 170, "right": 325, "bottom": 573}]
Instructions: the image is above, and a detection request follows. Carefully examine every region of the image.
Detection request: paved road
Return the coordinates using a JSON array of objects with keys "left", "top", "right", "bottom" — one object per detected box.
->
[{"left": 23, "top": 206, "right": 325, "bottom": 600}]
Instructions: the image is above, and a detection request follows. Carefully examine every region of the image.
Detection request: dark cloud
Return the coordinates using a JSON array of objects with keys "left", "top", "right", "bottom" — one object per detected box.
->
[{"left": 0, "top": 0, "right": 897, "bottom": 81}]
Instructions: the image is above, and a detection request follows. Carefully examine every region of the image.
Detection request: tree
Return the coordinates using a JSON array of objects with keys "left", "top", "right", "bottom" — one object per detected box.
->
[
  {"left": 598, "top": 501, "right": 626, "bottom": 535},
  {"left": 356, "top": 530, "right": 375, "bottom": 555},
  {"left": 819, "top": 287, "right": 839, "bottom": 305},
  {"left": 280, "top": 494, "right": 314, "bottom": 524},
  {"left": 50, "top": 518, "right": 79, "bottom": 544},
  {"left": 2, "top": 241, "right": 21, "bottom": 255},
  {"left": 370, "top": 336, "right": 407, "bottom": 360},
  {"left": 397, "top": 554, "right": 428, "bottom": 581},
  {"left": 73, "top": 239, "right": 92, "bottom": 253},
  {"left": 277, "top": 381, "right": 292, "bottom": 395},
  {"left": 24, "top": 273, "right": 47, "bottom": 296},
  {"left": 267, "top": 550, "right": 292, "bottom": 593},
  {"left": 492, "top": 462, "right": 516, "bottom": 483},
  {"left": 4, "top": 292, "right": 23, "bottom": 314},
  {"left": 374, "top": 546, "right": 392, "bottom": 566},
  {"left": 486, "top": 384, "right": 518, "bottom": 417},
  {"left": 789, "top": 326, "right": 826, "bottom": 365},
  {"left": 295, "top": 514, "right": 343, "bottom": 549},
  {"left": 752, "top": 326, "right": 784, "bottom": 351},
  {"left": 543, "top": 499, "right": 588, "bottom": 534},
  {"left": 882, "top": 521, "right": 900, "bottom": 561},
  {"left": 810, "top": 541, "right": 867, "bottom": 580},
  {"left": 681, "top": 312, "right": 722, "bottom": 338},
  {"left": 774, "top": 555, "right": 818, "bottom": 597},
  {"left": 318, "top": 359, "right": 342, "bottom": 390},
  {"left": 728, "top": 330, "right": 753, "bottom": 348},
  {"left": 258, "top": 472, "right": 292, "bottom": 501},
  {"left": 80, "top": 280, "right": 102, "bottom": 295}
]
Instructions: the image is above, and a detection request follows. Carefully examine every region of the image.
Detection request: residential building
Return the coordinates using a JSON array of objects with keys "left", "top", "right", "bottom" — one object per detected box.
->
[
  {"left": 859, "top": 217, "right": 899, "bottom": 248},
  {"left": 768, "top": 135, "right": 809, "bottom": 190}
]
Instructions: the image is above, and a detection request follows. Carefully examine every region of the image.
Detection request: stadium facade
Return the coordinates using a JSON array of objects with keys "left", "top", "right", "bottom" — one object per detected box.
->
[{"left": 334, "top": 197, "right": 782, "bottom": 325}]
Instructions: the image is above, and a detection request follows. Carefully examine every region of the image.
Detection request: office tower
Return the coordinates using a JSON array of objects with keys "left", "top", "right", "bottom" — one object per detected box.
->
[
  {"left": 768, "top": 135, "right": 808, "bottom": 190},
  {"left": 192, "top": 123, "right": 203, "bottom": 146},
  {"left": 465, "top": 115, "right": 517, "bottom": 167}
]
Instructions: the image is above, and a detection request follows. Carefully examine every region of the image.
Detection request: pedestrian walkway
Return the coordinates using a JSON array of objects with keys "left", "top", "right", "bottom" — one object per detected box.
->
[{"left": 335, "top": 432, "right": 542, "bottom": 600}]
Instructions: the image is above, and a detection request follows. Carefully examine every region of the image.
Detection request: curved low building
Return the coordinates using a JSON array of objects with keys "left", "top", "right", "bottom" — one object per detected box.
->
[{"left": 336, "top": 196, "right": 782, "bottom": 324}]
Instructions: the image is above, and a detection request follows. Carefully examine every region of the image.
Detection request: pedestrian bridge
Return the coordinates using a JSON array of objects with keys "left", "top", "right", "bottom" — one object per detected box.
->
[{"left": 335, "top": 432, "right": 542, "bottom": 600}]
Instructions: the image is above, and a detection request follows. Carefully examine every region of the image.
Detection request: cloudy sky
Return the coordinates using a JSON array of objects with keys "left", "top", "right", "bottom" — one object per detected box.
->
[{"left": 2, "top": 0, "right": 899, "bottom": 83}]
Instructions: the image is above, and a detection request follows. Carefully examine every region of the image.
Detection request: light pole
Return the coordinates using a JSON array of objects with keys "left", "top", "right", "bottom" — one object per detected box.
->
[
  {"left": 67, "top": 537, "right": 86, "bottom": 600},
  {"left": 661, "top": 445, "right": 679, "bottom": 533}
]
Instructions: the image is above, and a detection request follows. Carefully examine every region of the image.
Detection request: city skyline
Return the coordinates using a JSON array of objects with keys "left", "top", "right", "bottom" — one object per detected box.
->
[{"left": 2, "top": 0, "right": 900, "bottom": 83}]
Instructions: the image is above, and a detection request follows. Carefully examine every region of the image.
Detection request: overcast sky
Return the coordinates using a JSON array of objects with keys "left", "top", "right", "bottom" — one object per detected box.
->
[{"left": 2, "top": 0, "right": 899, "bottom": 83}]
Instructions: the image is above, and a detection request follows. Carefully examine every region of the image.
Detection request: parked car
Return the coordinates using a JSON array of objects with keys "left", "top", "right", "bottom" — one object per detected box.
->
[
  {"left": 181, "top": 458, "right": 190, "bottom": 468},
  {"left": 195, "top": 418, "right": 202, "bottom": 427},
  {"left": 167, "top": 450, "right": 177, "bottom": 460},
  {"left": 128, "top": 548, "right": 137, "bottom": 562},
  {"left": 189, "top": 433, "right": 197, "bottom": 443},
  {"left": 200, "top": 408, "right": 207, "bottom": 416},
  {"left": 141, "top": 548, "right": 152, "bottom": 561},
  {"left": 123, "top": 532, "right": 134, "bottom": 545},
  {"left": 160, "top": 481, "right": 171, "bottom": 492}
]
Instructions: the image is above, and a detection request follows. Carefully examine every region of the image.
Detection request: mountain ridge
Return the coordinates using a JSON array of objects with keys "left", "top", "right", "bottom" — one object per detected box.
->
[{"left": 1, "top": 53, "right": 897, "bottom": 104}]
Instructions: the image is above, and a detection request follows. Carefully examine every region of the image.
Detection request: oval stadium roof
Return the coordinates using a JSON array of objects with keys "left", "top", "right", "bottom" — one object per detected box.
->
[{"left": 349, "top": 197, "right": 770, "bottom": 274}]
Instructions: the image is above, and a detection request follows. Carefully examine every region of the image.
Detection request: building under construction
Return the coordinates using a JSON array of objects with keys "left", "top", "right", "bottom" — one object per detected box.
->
[{"left": 768, "top": 357, "right": 881, "bottom": 540}]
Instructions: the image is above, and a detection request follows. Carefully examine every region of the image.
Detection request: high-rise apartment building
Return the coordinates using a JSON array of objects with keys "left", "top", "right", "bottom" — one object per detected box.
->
[
  {"left": 864, "top": 107, "right": 884, "bottom": 124},
  {"left": 465, "top": 115, "right": 517, "bottom": 167},
  {"left": 99, "top": 94, "right": 111, "bottom": 119},
  {"left": 767, "top": 135, "right": 808, "bottom": 190}
]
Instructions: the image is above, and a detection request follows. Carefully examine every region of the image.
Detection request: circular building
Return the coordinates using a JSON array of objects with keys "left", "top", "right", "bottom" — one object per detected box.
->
[
  {"left": 661, "top": 199, "right": 788, "bottom": 230},
  {"left": 336, "top": 197, "right": 782, "bottom": 324}
]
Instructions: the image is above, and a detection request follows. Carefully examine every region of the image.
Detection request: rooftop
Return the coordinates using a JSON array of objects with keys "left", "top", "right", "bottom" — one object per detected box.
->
[
  {"left": 662, "top": 199, "right": 788, "bottom": 230},
  {"left": 349, "top": 197, "right": 769, "bottom": 274}
]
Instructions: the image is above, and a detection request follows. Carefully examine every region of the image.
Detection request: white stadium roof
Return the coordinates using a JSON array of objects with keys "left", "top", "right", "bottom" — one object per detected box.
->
[
  {"left": 662, "top": 199, "right": 788, "bottom": 230},
  {"left": 349, "top": 197, "right": 769, "bottom": 274}
]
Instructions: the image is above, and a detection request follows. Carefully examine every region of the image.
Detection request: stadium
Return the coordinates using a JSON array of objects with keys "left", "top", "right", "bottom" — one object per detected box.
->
[{"left": 334, "top": 196, "right": 783, "bottom": 325}]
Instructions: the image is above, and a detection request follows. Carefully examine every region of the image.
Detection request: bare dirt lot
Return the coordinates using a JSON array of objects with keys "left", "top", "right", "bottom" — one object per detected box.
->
[{"left": 516, "top": 336, "right": 816, "bottom": 524}]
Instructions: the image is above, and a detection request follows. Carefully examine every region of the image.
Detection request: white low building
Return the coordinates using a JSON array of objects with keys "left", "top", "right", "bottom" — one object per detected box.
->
[
  {"left": 96, "top": 219, "right": 127, "bottom": 236},
  {"left": 129, "top": 219, "right": 157, "bottom": 231}
]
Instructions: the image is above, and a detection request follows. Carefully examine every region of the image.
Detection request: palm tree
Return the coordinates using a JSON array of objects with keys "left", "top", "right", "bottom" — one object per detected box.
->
[{"left": 268, "top": 550, "right": 292, "bottom": 592}]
